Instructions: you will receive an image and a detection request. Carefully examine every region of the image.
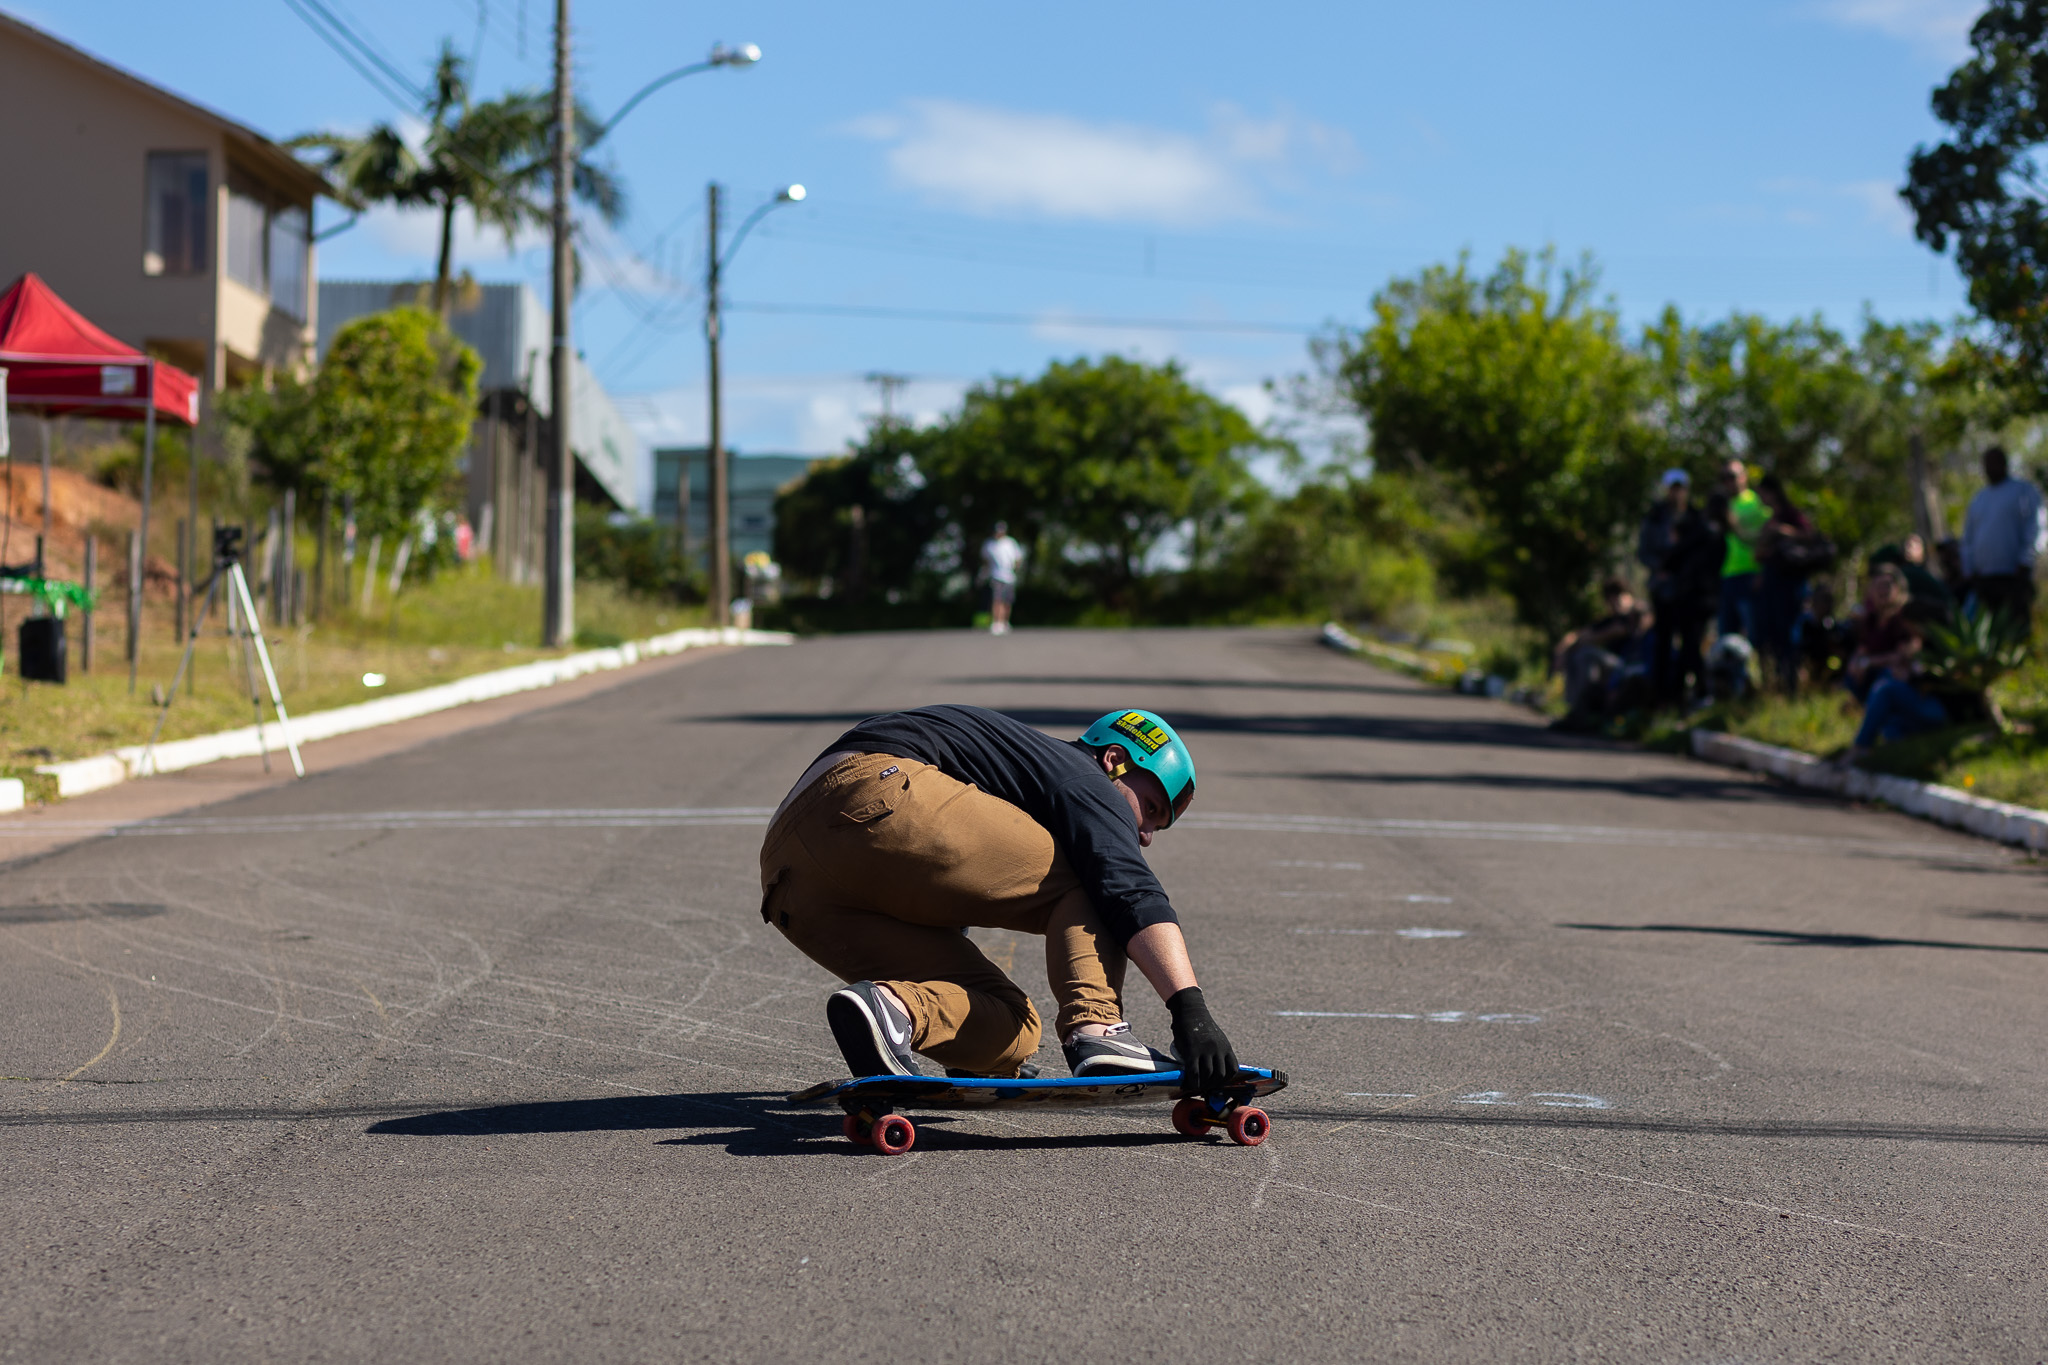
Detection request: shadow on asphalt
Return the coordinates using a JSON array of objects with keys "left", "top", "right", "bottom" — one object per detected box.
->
[
  {"left": 0, "top": 902, "right": 167, "bottom": 925},
  {"left": 367, "top": 1092, "right": 799, "bottom": 1137},
  {"left": 1272, "top": 770, "right": 1775, "bottom": 803},
  {"left": 696, "top": 706, "right": 1577, "bottom": 752},
  {"left": 1286, "top": 1109, "right": 2048, "bottom": 1147},
  {"left": 944, "top": 674, "right": 1423, "bottom": 699},
  {"left": 366, "top": 1093, "right": 1194, "bottom": 1156},
  {"left": 1563, "top": 922, "right": 2048, "bottom": 954}
]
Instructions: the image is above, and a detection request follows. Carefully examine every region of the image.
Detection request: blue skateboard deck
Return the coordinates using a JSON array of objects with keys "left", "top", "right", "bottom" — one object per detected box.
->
[{"left": 790, "top": 1066, "right": 1287, "bottom": 1153}]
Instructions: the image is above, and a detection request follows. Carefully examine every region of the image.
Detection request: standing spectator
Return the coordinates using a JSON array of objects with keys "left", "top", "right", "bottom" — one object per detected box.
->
[
  {"left": 1959, "top": 445, "right": 2046, "bottom": 629},
  {"left": 1754, "top": 475, "right": 1819, "bottom": 692},
  {"left": 1638, "top": 469, "right": 1716, "bottom": 705},
  {"left": 1715, "top": 459, "right": 1769, "bottom": 642},
  {"left": 1934, "top": 537, "right": 1967, "bottom": 598},
  {"left": 981, "top": 520, "right": 1026, "bottom": 636}
]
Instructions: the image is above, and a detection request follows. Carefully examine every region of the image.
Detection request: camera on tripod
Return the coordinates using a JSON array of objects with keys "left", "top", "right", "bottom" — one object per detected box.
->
[{"left": 213, "top": 525, "right": 244, "bottom": 567}]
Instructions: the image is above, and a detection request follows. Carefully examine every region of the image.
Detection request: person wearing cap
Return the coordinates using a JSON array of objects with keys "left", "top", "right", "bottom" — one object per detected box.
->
[
  {"left": 757, "top": 704, "right": 1239, "bottom": 1090},
  {"left": 1637, "top": 468, "right": 1717, "bottom": 704}
]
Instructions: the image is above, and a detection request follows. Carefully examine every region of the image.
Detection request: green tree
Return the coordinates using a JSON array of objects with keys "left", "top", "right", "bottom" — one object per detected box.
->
[
  {"left": 773, "top": 419, "right": 946, "bottom": 601},
  {"left": 294, "top": 43, "right": 624, "bottom": 319},
  {"left": 1222, "top": 472, "right": 1437, "bottom": 622},
  {"left": 1326, "top": 248, "right": 1655, "bottom": 639},
  {"left": 926, "top": 355, "right": 1269, "bottom": 607},
  {"left": 1641, "top": 310, "right": 2009, "bottom": 563},
  {"left": 311, "top": 308, "right": 480, "bottom": 540},
  {"left": 1902, "top": 0, "right": 2048, "bottom": 397}
]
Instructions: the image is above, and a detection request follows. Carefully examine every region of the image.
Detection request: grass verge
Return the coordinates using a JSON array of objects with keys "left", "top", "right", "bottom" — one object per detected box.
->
[{"left": 0, "top": 564, "right": 707, "bottom": 787}]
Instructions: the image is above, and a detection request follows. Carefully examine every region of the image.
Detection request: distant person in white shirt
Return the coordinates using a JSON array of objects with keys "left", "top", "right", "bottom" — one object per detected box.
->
[
  {"left": 982, "top": 521, "right": 1025, "bottom": 636},
  {"left": 1960, "top": 445, "right": 2046, "bottom": 628}
]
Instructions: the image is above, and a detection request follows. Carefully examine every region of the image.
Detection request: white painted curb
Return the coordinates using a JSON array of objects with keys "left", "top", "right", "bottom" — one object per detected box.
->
[
  {"left": 0, "top": 778, "right": 23, "bottom": 813},
  {"left": 34, "top": 626, "right": 792, "bottom": 799},
  {"left": 1689, "top": 729, "right": 2048, "bottom": 854},
  {"left": 1321, "top": 622, "right": 1432, "bottom": 672}
]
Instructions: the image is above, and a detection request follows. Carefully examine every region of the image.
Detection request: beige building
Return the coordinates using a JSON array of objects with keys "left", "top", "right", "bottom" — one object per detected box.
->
[{"left": 0, "top": 10, "right": 327, "bottom": 405}]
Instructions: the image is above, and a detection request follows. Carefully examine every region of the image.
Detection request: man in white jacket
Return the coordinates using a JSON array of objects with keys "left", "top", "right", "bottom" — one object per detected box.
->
[{"left": 982, "top": 522, "right": 1025, "bottom": 635}]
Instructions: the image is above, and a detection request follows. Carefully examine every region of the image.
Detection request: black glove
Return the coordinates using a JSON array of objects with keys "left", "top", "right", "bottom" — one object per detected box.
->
[{"left": 1166, "top": 987, "right": 1239, "bottom": 1095}]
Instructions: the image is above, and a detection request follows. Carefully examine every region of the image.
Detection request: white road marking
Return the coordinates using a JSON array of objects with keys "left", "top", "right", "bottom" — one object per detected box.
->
[{"left": 1275, "top": 1011, "right": 1539, "bottom": 1023}]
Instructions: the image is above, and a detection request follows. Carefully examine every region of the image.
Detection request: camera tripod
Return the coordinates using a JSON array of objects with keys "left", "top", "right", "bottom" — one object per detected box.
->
[{"left": 141, "top": 526, "right": 304, "bottom": 778}]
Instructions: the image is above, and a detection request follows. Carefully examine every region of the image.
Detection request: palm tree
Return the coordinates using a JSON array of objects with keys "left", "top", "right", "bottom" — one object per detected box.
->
[{"left": 294, "top": 43, "right": 625, "bottom": 319}]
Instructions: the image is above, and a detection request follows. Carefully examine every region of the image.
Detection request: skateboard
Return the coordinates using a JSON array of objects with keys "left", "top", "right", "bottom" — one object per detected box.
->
[{"left": 788, "top": 1066, "right": 1288, "bottom": 1155}]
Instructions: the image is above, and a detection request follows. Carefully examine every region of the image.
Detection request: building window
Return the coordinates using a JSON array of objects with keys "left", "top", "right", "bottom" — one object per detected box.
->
[
  {"left": 226, "top": 176, "right": 267, "bottom": 293},
  {"left": 144, "top": 152, "right": 209, "bottom": 276},
  {"left": 269, "top": 205, "right": 309, "bottom": 320}
]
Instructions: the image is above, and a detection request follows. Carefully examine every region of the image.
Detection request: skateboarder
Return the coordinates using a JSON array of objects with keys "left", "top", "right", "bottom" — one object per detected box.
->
[{"left": 758, "top": 704, "right": 1241, "bottom": 1092}]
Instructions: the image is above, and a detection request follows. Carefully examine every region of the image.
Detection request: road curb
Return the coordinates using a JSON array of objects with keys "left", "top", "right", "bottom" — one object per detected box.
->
[
  {"left": 1688, "top": 729, "right": 2048, "bottom": 854},
  {"left": 1325, "top": 621, "right": 2046, "bottom": 855},
  {"left": 35, "top": 626, "right": 793, "bottom": 800}
]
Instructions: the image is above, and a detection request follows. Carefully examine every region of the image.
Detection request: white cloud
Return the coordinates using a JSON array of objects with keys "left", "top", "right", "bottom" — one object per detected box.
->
[
  {"left": 1755, "top": 175, "right": 1916, "bottom": 235},
  {"left": 1815, "top": 0, "right": 1980, "bottom": 61},
  {"left": 1842, "top": 178, "right": 1916, "bottom": 234},
  {"left": 359, "top": 202, "right": 549, "bottom": 267},
  {"left": 849, "top": 99, "right": 1358, "bottom": 225},
  {"left": 619, "top": 374, "right": 970, "bottom": 456}
]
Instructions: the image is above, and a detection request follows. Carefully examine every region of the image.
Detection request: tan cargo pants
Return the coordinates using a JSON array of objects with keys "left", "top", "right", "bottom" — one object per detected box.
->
[{"left": 758, "top": 752, "right": 1127, "bottom": 1074}]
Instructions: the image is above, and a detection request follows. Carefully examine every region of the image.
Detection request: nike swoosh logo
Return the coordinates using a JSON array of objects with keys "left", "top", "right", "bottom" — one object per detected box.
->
[{"left": 884, "top": 1013, "right": 909, "bottom": 1046}]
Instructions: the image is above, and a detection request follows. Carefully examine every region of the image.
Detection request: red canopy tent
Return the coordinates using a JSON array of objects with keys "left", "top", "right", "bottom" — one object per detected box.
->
[
  {"left": 0, "top": 272, "right": 202, "bottom": 686},
  {"left": 0, "top": 272, "right": 199, "bottom": 425}
]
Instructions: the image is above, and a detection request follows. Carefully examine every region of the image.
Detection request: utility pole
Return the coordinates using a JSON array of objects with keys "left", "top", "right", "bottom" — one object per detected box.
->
[
  {"left": 542, "top": 0, "right": 575, "bottom": 647},
  {"left": 865, "top": 372, "right": 909, "bottom": 426},
  {"left": 705, "top": 181, "right": 730, "bottom": 628}
]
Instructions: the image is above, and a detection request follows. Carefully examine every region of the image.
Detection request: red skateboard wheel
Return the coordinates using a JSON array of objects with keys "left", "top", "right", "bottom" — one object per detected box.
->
[
  {"left": 1226, "top": 1106, "right": 1270, "bottom": 1146},
  {"left": 842, "top": 1114, "right": 871, "bottom": 1146},
  {"left": 1171, "top": 1098, "right": 1213, "bottom": 1138},
  {"left": 872, "top": 1114, "right": 917, "bottom": 1155}
]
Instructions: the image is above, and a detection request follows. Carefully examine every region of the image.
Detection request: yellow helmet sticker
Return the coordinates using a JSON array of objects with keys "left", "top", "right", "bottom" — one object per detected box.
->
[{"left": 1111, "top": 711, "right": 1170, "bottom": 755}]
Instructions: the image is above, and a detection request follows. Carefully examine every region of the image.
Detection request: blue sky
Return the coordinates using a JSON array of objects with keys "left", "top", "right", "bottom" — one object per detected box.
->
[{"left": 30, "top": 1, "right": 1983, "bottom": 468}]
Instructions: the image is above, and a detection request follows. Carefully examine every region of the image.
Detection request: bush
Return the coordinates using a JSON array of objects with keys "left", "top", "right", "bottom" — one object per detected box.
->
[{"left": 573, "top": 505, "right": 702, "bottom": 602}]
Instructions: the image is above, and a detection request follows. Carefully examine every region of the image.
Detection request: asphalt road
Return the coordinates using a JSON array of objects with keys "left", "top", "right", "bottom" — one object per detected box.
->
[{"left": 4, "top": 626, "right": 2045, "bottom": 1364}]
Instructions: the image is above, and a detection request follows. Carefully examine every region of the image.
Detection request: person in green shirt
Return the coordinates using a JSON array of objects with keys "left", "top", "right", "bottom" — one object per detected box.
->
[{"left": 1715, "top": 458, "right": 1770, "bottom": 640}]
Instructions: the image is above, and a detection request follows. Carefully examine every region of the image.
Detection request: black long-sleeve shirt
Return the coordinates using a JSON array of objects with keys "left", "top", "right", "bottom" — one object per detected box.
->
[{"left": 821, "top": 704, "right": 1176, "bottom": 945}]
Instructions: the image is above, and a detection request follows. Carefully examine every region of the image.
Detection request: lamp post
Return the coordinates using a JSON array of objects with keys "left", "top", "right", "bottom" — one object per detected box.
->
[
  {"left": 704, "top": 182, "right": 804, "bottom": 628},
  {"left": 542, "top": 22, "right": 760, "bottom": 647}
]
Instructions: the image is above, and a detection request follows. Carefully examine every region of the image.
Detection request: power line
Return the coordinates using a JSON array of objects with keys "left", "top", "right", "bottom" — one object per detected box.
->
[
  {"left": 278, "top": 0, "right": 428, "bottom": 109},
  {"left": 724, "top": 301, "right": 1326, "bottom": 336},
  {"left": 278, "top": 0, "right": 430, "bottom": 106}
]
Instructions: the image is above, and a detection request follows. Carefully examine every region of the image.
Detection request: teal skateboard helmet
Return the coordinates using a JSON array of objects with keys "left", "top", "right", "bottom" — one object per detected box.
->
[{"left": 1079, "top": 709, "right": 1197, "bottom": 826}]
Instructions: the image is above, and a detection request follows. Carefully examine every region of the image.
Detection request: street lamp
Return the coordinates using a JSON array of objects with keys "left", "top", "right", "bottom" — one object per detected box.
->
[
  {"left": 589, "top": 43, "right": 761, "bottom": 148},
  {"left": 704, "top": 183, "right": 805, "bottom": 629},
  {"left": 543, "top": 20, "right": 761, "bottom": 649}
]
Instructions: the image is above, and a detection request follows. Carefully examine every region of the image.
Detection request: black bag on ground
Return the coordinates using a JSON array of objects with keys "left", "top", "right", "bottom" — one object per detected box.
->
[{"left": 18, "top": 616, "right": 66, "bottom": 684}]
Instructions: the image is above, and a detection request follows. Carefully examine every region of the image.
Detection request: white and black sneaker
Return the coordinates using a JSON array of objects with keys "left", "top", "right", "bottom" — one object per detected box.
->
[
  {"left": 1063, "top": 1022, "right": 1178, "bottom": 1077},
  {"left": 827, "top": 981, "right": 921, "bottom": 1078}
]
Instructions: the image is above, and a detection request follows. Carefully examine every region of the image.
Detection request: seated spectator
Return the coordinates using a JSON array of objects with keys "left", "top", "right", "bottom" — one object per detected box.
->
[
  {"left": 1551, "top": 578, "right": 1651, "bottom": 728},
  {"left": 1842, "top": 564, "right": 1950, "bottom": 762},
  {"left": 1868, "top": 539, "right": 1953, "bottom": 617}
]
